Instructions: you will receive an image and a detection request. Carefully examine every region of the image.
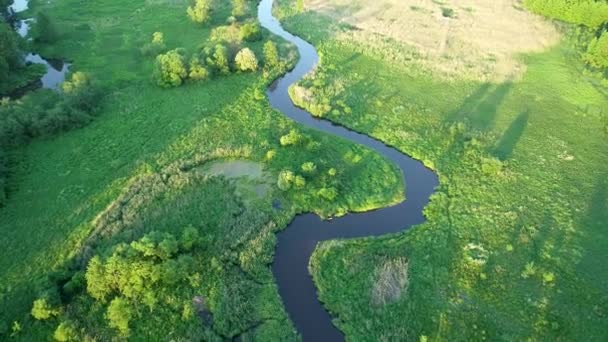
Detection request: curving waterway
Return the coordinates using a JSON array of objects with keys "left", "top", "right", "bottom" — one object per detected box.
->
[
  {"left": 258, "top": 0, "right": 440, "bottom": 340},
  {"left": 6, "top": 0, "right": 69, "bottom": 91}
]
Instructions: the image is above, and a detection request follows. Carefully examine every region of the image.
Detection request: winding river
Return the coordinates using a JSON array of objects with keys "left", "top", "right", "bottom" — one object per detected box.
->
[{"left": 258, "top": 0, "right": 439, "bottom": 340}]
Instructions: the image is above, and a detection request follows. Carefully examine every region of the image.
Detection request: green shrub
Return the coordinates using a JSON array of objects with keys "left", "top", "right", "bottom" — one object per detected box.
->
[
  {"left": 235, "top": 48, "right": 258, "bottom": 71},
  {"left": 187, "top": 0, "right": 212, "bottom": 24},
  {"left": 206, "top": 44, "right": 230, "bottom": 75},
  {"left": 231, "top": 0, "right": 247, "bottom": 17},
  {"left": 441, "top": 7, "right": 456, "bottom": 18},
  {"left": 277, "top": 170, "right": 295, "bottom": 191},
  {"left": 524, "top": 0, "right": 608, "bottom": 27},
  {"left": 189, "top": 57, "right": 210, "bottom": 81},
  {"left": 263, "top": 40, "right": 280, "bottom": 69},
  {"left": 301, "top": 162, "right": 317, "bottom": 174},
  {"left": 584, "top": 31, "right": 608, "bottom": 68},
  {"left": 53, "top": 321, "right": 78, "bottom": 341},
  {"left": 31, "top": 298, "right": 59, "bottom": 320},
  {"left": 154, "top": 49, "right": 188, "bottom": 87},
  {"left": 32, "top": 12, "right": 59, "bottom": 43},
  {"left": 240, "top": 21, "right": 262, "bottom": 41},
  {"left": 106, "top": 297, "right": 132, "bottom": 336},
  {"left": 279, "top": 129, "right": 302, "bottom": 146}
]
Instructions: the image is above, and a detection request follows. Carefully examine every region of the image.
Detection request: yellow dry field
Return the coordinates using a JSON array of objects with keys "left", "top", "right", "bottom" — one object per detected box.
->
[{"left": 305, "top": 0, "right": 560, "bottom": 81}]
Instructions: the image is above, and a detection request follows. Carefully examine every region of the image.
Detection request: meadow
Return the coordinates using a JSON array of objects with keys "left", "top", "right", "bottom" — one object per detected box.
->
[
  {"left": 0, "top": 0, "right": 403, "bottom": 339},
  {"left": 277, "top": 0, "right": 608, "bottom": 340}
]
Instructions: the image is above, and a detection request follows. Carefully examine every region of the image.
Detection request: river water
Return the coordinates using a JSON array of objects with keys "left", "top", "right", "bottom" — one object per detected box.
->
[
  {"left": 7, "top": 0, "right": 69, "bottom": 90},
  {"left": 258, "top": 0, "right": 439, "bottom": 340}
]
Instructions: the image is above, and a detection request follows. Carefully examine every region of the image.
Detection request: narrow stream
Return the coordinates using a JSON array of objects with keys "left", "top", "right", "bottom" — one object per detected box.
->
[
  {"left": 258, "top": 0, "right": 439, "bottom": 341},
  {"left": 7, "top": 0, "right": 69, "bottom": 90}
]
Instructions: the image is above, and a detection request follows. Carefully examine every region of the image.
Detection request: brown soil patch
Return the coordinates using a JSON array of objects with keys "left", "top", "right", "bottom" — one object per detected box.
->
[{"left": 306, "top": 0, "right": 560, "bottom": 81}]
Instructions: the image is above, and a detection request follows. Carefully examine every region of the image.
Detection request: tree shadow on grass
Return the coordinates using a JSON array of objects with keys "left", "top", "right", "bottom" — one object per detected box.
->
[
  {"left": 446, "top": 82, "right": 514, "bottom": 131},
  {"left": 493, "top": 110, "right": 529, "bottom": 161}
]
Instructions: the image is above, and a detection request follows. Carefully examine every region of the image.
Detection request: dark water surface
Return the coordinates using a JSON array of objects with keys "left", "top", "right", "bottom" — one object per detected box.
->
[
  {"left": 8, "top": 0, "right": 69, "bottom": 90},
  {"left": 258, "top": 0, "right": 439, "bottom": 341}
]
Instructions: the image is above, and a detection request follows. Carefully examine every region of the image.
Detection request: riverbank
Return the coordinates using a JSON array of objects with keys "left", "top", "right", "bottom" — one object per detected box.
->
[{"left": 277, "top": 0, "right": 608, "bottom": 340}]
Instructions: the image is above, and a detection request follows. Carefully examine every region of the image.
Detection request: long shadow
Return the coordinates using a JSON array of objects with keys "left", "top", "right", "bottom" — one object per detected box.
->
[
  {"left": 493, "top": 110, "right": 529, "bottom": 161},
  {"left": 447, "top": 82, "right": 514, "bottom": 131}
]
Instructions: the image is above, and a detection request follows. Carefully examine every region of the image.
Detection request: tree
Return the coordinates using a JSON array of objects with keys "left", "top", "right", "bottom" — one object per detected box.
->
[
  {"left": 187, "top": 0, "right": 212, "bottom": 24},
  {"left": 107, "top": 297, "right": 132, "bottom": 336},
  {"left": 181, "top": 225, "right": 200, "bottom": 251},
  {"left": 189, "top": 57, "right": 210, "bottom": 81},
  {"left": 301, "top": 162, "right": 317, "bottom": 174},
  {"left": 240, "top": 21, "right": 262, "bottom": 41},
  {"left": 294, "top": 175, "right": 306, "bottom": 189},
  {"left": 207, "top": 44, "right": 230, "bottom": 74},
  {"left": 141, "top": 32, "right": 166, "bottom": 57},
  {"left": 32, "top": 12, "right": 59, "bottom": 43},
  {"left": 0, "top": 22, "right": 23, "bottom": 92},
  {"left": 280, "top": 129, "right": 302, "bottom": 146},
  {"left": 154, "top": 49, "right": 188, "bottom": 87},
  {"left": 231, "top": 0, "right": 247, "bottom": 17},
  {"left": 31, "top": 298, "right": 59, "bottom": 320},
  {"left": 53, "top": 321, "right": 78, "bottom": 342},
  {"left": 584, "top": 31, "right": 608, "bottom": 68},
  {"left": 278, "top": 170, "right": 295, "bottom": 190},
  {"left": 86, "top": 256, "right": 111, "bottom": 301},
  {"left": 235, "top": 48, "right": 258, "bottom": 71},
  {"left": 263, "top": 40, "right": 279, "bottom": 69}
]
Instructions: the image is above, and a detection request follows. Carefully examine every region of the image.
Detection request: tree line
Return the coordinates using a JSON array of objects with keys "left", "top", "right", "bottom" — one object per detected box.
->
[{"left": 524, "top": 0, "right": 608, "bottom": 69}]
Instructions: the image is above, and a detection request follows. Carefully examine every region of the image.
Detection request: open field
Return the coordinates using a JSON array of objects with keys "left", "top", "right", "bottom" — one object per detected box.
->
[
  {"left": 278, "top": 0, "right": 608, "bottom": 340},
  {"left": 0, "top": 0, "right": 403, "bottom": 339},
  {"left": 304, "top": 0, "right": 560, "bottom": 81}
]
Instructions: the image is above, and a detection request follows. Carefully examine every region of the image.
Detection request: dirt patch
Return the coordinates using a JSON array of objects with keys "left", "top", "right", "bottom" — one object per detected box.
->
[
  {"left": 370, "top": 257, "right": 409, "bottom": 306},
  {"left": 306, "top": 0, "right": 560, "bottom": 81}
]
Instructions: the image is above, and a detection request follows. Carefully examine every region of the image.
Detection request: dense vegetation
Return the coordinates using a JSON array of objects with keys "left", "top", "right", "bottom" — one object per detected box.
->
[
  {"left": 524, "top": 0, "right": 608, "bottom": 75},
  {"left": 0, "top": 0, "right": 403, "bottom": 340},
  {"left": 278, "top": 0, "right": 607, "bottom": 340}
]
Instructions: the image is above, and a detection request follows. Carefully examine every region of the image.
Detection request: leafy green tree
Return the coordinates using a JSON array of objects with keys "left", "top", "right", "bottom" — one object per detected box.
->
[
  {"left": 277, "top": 170, "right": 295, "bottom": 191},
  {"left": 280, "top": 129, "right": 302, "bottom": 146},
  {"left": 301, "top": 162, "right": 317, "bottom": 174},
  {"left": 235, "top": 48, "right": 258, "bottom": 71},
  {"left": 263, "top": 40, "right": 279, "bottom": 69},
  {"left": 53, "top": 321, "right": 78, "bottom": 342},
  {"left": 240, "top": 21, "right": 262, "bottom": 41},
  {"left": 31, "top": 298, "right": 59, "bottom": 320},
  {"left": 187, "top": 0, "right": 212, "bottom": 24},
  {"left": 181, "top": 225, "right": 200, "bottom": 251},
  {"left": 232, "top": 0, "right": 247, "bottom": 17},
  {"left": 189, "top": 57, "right": 210, "bottom": 81},
  {"left": 86, "top": 255, "right": 111, "bottom": 301},
  {"left": 107, "top": 297, "right": 132, "bottom": 336},
  {"left": 207, "top": 44, "right": 230, "bottom": 75},
  {"left": 32, "top": 12, "right": 59, "bottom": 43},
  {"left": 294, "top": 175, "right": 306, "bottom": 189},
  {"left": 0, "top": 22, "right": 23, "bottom": 92},
  {"left": 524, "top": 0, "right": 608, "bottom": 27},
  {"left": 318, "top": 187, "right": 338, "bottom": 201},
  {"left": 141, "top": 31, "right": 166, "bottom": 57},
  {"left": 154, "top": 49, "right": 188, "bottom": 87},
  {"left": 584, "top": 31, "right": 608, "bottom": 68}
]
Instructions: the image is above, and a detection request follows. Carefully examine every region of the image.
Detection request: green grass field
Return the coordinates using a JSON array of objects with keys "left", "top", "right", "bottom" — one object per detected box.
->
[
  {"left": 277, "top": 1, "right": 608, "bottom": 340},
  {"left": 0, "top": 0, "right": 403, "bottom": 339}
]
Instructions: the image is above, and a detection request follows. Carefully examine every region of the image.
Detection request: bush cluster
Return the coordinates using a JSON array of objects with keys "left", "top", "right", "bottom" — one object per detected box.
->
[{"left": 0, "top": 72, "right": 101, "bottom": 206}]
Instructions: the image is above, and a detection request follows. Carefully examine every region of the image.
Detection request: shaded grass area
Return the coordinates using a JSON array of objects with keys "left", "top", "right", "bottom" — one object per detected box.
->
[
  {"left": 0, "top": 0, "right": 403, "bottom": 339},
  {"left": 279, "top": 2, "right": 608, "bottom": 340}
]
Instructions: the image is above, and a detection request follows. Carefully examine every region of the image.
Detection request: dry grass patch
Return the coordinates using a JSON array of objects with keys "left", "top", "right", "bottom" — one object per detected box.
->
[
  {"left": 305, "top": 0, "right": 560, "bottom": 81},
  {"left": 370, "top": 257, "right": 409, "bottom": 306}
]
